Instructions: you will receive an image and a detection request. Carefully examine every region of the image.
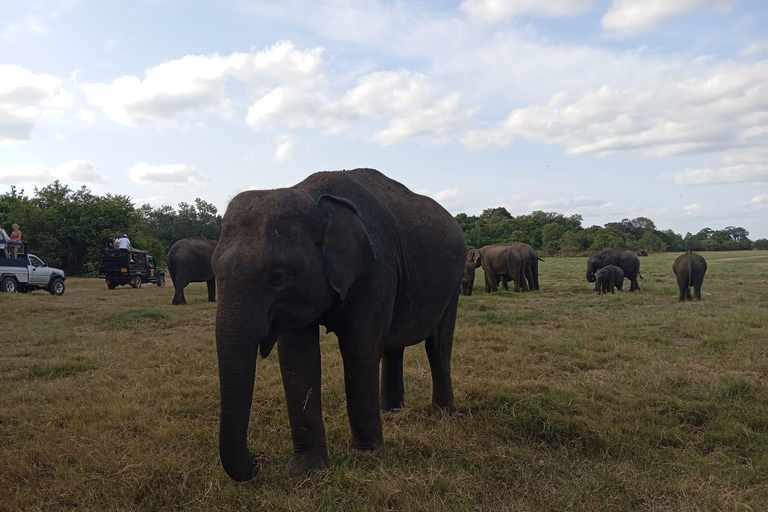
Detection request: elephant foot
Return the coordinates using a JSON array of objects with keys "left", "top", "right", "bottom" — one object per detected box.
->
[
  {"left": 289, "top": 452, "right": 329, "bottom": 477},
  {"left": 432, "top": 401, "right": 457, "bottom": 415},
  {"left": 380, "top": 399, "right": 404, "bottom": 411},
  {"left": 171, "top": 301, "right": 186, "bottom": 306},
  {"left": 350, "top": 435, "right": 383, "bottom": 452}
]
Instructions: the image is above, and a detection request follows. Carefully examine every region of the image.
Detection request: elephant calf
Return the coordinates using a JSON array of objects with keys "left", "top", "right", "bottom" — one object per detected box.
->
[
  {"left": 167, "top": 237, "right": 217, "bottom": 305},
  {"left": 595, "top": 265, "right": 624, "bottom": 294},
  {"left": 673, "top": 251, "right": 707, "bottom": 301}
]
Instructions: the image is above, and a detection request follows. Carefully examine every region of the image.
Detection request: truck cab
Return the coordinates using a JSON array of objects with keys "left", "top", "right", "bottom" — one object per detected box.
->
[{"left": 0, "top": 242, "right": 66, "bottom": 295}]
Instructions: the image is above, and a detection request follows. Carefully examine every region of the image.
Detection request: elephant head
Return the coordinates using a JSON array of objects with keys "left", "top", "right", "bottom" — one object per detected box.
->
[
  {"left": 461, "top": 249, "right": 482, "bottom": 296},
  {"left": 586, "top": 251, "right": 610, "bottom": 283},
  {"left": 212, "top": 189, "right": 375, "bottom": 481}
]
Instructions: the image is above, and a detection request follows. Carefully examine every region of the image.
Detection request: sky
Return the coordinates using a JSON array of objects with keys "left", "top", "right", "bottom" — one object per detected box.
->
[{"left": 1, "top": 0, "right": 767, "bottom": 238}]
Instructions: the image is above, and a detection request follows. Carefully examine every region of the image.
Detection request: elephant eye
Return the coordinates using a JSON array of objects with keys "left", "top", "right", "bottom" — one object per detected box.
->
[{"left": 268, "top": 267, "right": 295, "bottom": 287}]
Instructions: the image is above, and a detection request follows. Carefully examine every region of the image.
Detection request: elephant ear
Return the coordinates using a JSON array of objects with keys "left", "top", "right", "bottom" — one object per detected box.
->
[
  {"left": 318, "top": 195, "right": 376, "bottom": 300},
  {"left": 468, "top": 249, "right": 482, "bottom": 267}
]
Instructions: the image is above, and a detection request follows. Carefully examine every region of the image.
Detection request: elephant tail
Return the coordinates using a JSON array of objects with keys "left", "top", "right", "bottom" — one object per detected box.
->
[
  {"left": 638, "top": 270, "right": 644, "bottom": 279},
  {"left": 688, "top": 261, "right": 693, "bottom": 290},
  {"left": 537, "top": 257, "right": 545, "bottom": 262}
]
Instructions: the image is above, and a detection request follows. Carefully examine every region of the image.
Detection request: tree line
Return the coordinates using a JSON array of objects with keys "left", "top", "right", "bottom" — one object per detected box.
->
[
  {"left": 456, "top": 207, "right": 764, "bottom": 254},
  {"left": 0, "top": 182, "right": 221, "bottom": 274},
  {"left": 0, "top": 183, "right": 764, "bottom": 275}
]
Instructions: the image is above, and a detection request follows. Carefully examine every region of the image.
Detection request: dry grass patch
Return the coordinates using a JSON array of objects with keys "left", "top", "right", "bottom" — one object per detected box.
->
[{"left": 0, "top": 252, "right": 767, "bottom": 511}]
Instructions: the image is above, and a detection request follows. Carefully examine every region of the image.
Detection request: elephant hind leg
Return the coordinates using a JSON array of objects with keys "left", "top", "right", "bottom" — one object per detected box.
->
[
  {"left": 425, "top": 290, "right": 458, "bottom": 413},
  {"left": 172, "top": 278, "right": 188, "bottom": 305},
  {"left": 207, "top": 278, "right": 216, "bottom": 302},
  {"left": 380, "top": 348, "right": 405, "bottom": 411}
]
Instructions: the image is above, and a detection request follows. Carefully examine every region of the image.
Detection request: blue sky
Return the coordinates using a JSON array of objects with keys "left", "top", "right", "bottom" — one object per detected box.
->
[{"left": 1, "top": 0, "right": 767, "bottom": 238}]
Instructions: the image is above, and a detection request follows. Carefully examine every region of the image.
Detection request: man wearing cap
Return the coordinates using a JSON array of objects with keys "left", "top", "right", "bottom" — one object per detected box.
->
[{"left": 116, "top": 233, "right": 133, "bottom": 250}]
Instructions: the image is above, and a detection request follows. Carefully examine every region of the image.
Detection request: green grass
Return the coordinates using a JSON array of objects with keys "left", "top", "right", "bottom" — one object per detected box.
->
[{"left": 0, "top": 251, "right": 767, "bottom": 511}]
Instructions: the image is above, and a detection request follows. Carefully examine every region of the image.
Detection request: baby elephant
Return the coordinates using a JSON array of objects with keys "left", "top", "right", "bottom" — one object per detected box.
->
[
  {"left": 672, "top": 251, "right": 707, "bottom": 301},
  {"left": 595, "top": 265, "right": 624, "bottom": 294}
]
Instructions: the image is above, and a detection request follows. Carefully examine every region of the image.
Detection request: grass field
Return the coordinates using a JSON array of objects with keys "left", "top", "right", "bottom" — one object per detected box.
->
[{"left": 1, "top": 251, "right": 767, "bottom": 511}]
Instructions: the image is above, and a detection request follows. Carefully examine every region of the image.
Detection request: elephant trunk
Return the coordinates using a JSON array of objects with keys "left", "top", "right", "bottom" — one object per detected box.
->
[
  {"left": 216, "top": 306, "right": 262, "bottom": 482},
  {"left": 586, "top": 268, "right": 596, "bottom": 282}
]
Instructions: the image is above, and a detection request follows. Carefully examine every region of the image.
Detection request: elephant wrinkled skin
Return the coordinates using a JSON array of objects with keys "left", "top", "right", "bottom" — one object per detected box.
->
[
  {"left": 586, "top": 248, "right": 642, "bottom": 291},
  {"left": 168, "top": 237, "right": 217, "bottom": 305},
  {"left": 463, "top": 244, "right": 527, "bottom": 295},
  {"left": 673, "top": 251, "right": 707, "bottom": 301},
  {"left": 213, "top": 169, "right": 466, "bottom": 481},
  {"left": 595, "top": 265, "right": 624, "bottom": 294}
]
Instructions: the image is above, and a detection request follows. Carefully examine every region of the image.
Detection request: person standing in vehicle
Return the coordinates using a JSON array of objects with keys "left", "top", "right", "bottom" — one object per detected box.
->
[
  {"left": 116, "top": 233, "right": 132, "bottom": 250},
  {"left": 10, "top": 223, "right": 21, "bottom": 258}
]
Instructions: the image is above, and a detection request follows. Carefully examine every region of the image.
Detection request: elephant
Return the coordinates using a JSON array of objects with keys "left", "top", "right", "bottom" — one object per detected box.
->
[
  {"left": 586, "top": 248, "right": 642, "bottom": 291},
  {"left": 595, "top": 265, "right": 624, "bottom": 294},
  {"left": 463, "top": 244, "right": 527, "bottom": 295},
  {"left": 212, "top": 168, "right": 467, "bottom": 481},
  {"left": 672, "top": 251, "right": 707, "bottom": 301},
  {"left": 505, "top": 242, "right": 544, "bottom": 290},
  {"left": 167, "top": 237, "right": 217, "bottom": 305}
]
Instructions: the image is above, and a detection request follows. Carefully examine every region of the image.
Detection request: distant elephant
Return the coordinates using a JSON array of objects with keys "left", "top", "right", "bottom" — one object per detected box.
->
[
  {"left": 672, "top": 251, "right": 707, "bottom": 301},
  {"left": 595, "top": 265, "right": 624, "bottom": 294},
  {"left": 167, "top": 237, "right": 217, "bottom": 305},
  {"left": 463, "top": 244, "right": 527, "bottom": 294},
  {"left": 586, "top": 248, "right": 642, "bottom": 291},
  {"left": 213, "top": 169, "right": 466, "bottom": 481},
  {"left": 505, "top": 242, "right": 544, "bottom": 290}
]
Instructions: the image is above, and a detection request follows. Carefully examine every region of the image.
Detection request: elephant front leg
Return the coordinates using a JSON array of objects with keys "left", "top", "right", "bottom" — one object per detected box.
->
[
  {"left": 380, "top": 348, "right": 405, "bottom": 410},
  {"left": 278, "top": 325, "right": 329, "bottom": 476},
  {"left": 207, "top": 278, "right": 216, "bottom": 302},
  {"left": 339, "top": 336, "right": 383, "bottom": 451}
]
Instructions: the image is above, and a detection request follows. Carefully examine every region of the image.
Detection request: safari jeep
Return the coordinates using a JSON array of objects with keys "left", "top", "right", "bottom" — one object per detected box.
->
[
  {"left": 0, "top": 242, "right": 66, "bottom": 295},
  {"left": 99, "top": 248, "right": 166, "bottom": 289}
]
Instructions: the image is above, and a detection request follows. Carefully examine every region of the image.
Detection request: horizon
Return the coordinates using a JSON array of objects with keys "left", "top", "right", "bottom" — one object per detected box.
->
[{"left": 2, "top": 0, "right": 767, "bottom": 238}]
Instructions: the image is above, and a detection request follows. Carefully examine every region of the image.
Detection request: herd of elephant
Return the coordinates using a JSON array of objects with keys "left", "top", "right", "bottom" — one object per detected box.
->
[{"left": 162, "top": 169, "right": 709, "bottom": 482}]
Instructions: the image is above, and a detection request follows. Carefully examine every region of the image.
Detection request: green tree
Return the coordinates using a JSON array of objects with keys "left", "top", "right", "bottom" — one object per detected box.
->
[
  {"left": 541, "top": 223, "right": 565, "bottom": 254},
  {"left": 753, "top": 239, "right": 768, "bottom": 250},
  {"left": 638, "top": 230, "right": 667, "bottom": 253}
]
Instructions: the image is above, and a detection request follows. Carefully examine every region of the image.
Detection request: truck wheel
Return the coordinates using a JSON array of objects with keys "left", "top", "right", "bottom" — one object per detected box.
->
[
  {"left": 133, "top": 276, "right": 142, "bottom": 289},
  {"left": 49, "top": 278, "right": 65, "bottom": 296},
  {"left": 107, "top": 279, "right": 117, "bottom": 290},
  {"left": 2, "top": 276, "right": 18, "bottom": 293},
  {"left": 156, "top": 275, "right": 165, "bottom": 287}
]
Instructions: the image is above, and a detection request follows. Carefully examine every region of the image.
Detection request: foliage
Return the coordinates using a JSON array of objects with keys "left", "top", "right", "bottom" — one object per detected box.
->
[
  {"left": 0, "top": 184, "right": 221, "bottom": 274},
  {"left": 754, "top": 239, "right": 768, "bottom": 250},
  {"left": 455, "top": 208, "right": 755, "bottom": 256}
]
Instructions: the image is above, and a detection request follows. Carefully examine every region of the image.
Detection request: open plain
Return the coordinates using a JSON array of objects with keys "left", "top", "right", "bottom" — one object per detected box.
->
[{"left": 1, "top": 251, "right": 767, "bottom": 511}]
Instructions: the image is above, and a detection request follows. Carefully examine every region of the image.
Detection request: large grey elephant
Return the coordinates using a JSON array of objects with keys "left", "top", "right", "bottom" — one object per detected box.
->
[
  {"left": 505, "top": 242, "right": 543, "bottom": 290},
  {"left": 212, "top": 168, "right": 466, "bottom": 481},
  {"left": 462, "top": 244, "right": 527, "bottom": 295},
  {"left": 586, "top": 248, "right": 642, "bottom": 291},
  {"left": 167, "top": 237, "right": 217, "bottom": 305},
  {"left": 672, "top": 251, "right": 707, "bottom": 301}
]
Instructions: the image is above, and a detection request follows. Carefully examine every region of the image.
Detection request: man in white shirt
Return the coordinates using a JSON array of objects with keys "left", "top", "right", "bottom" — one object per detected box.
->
[
  {"left": 116, "top": 233, "right": 132, "bottom": 250},
  {"left": 0, "top": 227, "right": 8, "bottom": 258}
]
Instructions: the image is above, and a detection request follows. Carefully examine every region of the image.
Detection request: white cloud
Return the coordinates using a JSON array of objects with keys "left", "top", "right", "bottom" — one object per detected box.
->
[
  {"left": 463, "top": 61, "right": 768, "bottom": 159},
  {"left": 531, "top": 196, "right": 610, "bottom": 210},
  {"left": 273, "top": 136, "right": 293, "bottom": 162},
  {"left": 0, "top": 64, "right": 73, "bottom": 144},
  {"left": 433, "top": 189, "right": 460, "bottom": 202},
  {"left": 2, "top": 16, "right": 46, "bottom": 41},
  {"left": 740, "top": 39, "right": 768, "bottom": 58},
  {"left": 0, "top": 166, "right": 50, "bottom": 185},
  {"left": 129, "top": 162, "right": 205, "bottom": 186},
  {"left": 246, "top": 70, "right": 474, "bottom": 145},
  {"left": 81, "top": 42, "right": 324, "bottom": 126},
  {"left": 132, "top": 196, "right": 170, "bottom": 208},
  {"left": 685, "top": 204, "right": 700, "bottom": 213},
  {"left": 79, "top": 109, "right": 95, "bottom": 123},
  {"left": 602, "top": 0, "right": 734, "bottom": 38},
  {"left": 54, "top": 160, "right": 107, "bottom": 184},
  {"left": 750, "top": 194, "right": 768, "bottom": 205},
  {"left": 461, "top": 0, "right": 594, "bottom": 22},
  {"left": 673, "top": 147, "right": 768, "bottom": 185}
]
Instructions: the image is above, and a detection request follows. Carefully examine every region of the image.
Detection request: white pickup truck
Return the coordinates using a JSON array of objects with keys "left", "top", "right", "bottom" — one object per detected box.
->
[{"left": 0, "top": 243, "right": 66, "bottom": 295}]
